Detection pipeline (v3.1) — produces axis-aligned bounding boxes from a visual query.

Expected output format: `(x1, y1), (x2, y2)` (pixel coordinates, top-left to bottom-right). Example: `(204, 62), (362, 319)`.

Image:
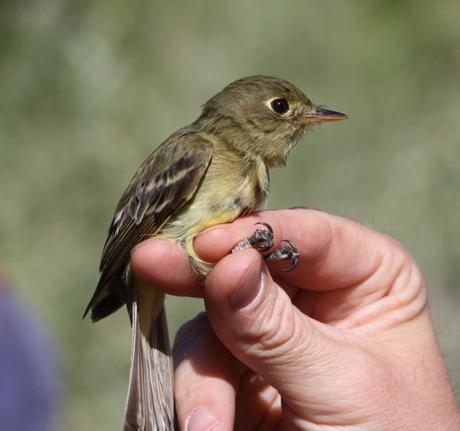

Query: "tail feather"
(83, 271), (126, 321)
(123, 284), (174, 430)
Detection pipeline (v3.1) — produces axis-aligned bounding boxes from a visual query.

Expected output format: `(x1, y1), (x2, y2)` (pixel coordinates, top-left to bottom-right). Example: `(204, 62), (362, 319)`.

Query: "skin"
(131, 209), (460, 431)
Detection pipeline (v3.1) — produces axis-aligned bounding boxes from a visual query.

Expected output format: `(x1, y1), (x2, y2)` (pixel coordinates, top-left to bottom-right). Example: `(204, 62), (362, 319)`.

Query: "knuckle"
(382, 235), (413, 266)
(384, 238), (425, 292)
(245, 293), (303, 358)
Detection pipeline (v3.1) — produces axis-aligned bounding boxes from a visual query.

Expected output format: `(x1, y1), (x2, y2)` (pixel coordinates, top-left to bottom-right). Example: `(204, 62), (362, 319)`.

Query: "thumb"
(203, 249), (357, 417)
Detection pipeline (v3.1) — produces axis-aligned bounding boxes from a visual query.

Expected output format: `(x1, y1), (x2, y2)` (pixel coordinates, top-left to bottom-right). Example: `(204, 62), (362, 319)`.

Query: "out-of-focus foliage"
(1, 1), (459, 429)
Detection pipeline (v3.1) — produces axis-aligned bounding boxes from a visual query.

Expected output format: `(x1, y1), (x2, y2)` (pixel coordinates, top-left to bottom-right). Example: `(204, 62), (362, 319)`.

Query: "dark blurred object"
(0, 277), (59, 431)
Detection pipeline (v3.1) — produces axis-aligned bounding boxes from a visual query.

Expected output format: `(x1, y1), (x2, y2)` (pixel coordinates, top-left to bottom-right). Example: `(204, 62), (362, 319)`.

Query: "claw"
(231, 222), (274, 253)
(248, 222), (274, 252)
(254, 222), (273, 234)
(266, 240), (299, 272)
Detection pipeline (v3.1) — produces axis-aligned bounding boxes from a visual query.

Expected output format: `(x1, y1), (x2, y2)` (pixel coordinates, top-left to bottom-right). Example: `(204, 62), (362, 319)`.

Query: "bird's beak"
(301, 106), (348, 124)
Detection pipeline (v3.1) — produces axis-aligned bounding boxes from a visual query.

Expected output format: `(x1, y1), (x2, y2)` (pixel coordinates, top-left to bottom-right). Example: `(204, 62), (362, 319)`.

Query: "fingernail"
(130, 238), (154, 254)
(196, 225), (225, 238)
(130, 237), (171, 256)
(229, 256), (263, 309)
(186, 407), (219, 431)
(194, 226), (226, 249)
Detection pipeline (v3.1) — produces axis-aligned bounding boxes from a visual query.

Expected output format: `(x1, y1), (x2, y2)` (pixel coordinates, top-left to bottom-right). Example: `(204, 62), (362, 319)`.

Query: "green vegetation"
(1, 1), (459, 429)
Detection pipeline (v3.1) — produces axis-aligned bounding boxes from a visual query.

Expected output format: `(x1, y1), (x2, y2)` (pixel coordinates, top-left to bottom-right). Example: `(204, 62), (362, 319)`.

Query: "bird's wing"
(85, 130), (213, 320)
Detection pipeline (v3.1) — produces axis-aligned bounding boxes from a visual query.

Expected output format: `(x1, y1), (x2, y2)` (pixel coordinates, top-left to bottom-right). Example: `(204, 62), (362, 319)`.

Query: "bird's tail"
(123, 280), (175, 431)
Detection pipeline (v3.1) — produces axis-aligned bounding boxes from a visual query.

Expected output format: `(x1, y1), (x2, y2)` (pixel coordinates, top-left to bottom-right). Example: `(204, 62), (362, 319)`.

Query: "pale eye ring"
(268, 98), (290, 115)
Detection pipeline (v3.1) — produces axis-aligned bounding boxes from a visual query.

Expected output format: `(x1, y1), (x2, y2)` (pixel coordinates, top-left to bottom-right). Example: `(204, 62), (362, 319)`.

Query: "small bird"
(84, 75), (346, 430)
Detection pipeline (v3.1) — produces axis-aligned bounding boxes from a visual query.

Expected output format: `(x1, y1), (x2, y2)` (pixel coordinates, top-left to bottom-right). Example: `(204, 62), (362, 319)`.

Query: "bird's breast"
(159, 153), (269, 276)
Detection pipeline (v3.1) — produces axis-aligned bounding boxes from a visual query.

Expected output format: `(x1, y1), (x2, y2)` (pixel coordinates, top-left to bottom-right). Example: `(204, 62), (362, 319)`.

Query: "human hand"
(131, 209), (460, 430)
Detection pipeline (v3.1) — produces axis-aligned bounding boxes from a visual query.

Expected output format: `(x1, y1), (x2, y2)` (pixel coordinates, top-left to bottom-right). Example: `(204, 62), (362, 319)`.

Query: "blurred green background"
(1, 0), (459, 429)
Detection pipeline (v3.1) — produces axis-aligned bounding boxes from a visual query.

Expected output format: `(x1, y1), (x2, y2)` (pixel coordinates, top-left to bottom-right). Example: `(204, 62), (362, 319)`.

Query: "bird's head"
(197, 75), (347, 167)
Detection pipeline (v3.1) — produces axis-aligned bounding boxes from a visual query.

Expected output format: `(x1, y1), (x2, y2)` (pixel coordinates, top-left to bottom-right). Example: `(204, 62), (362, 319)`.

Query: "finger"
(203, 249), (354, 419)
(173, 313), (241, 430)
(195, 209), (398, 291)
(235, 372), (281, 431)
(130, 237), (203, 297)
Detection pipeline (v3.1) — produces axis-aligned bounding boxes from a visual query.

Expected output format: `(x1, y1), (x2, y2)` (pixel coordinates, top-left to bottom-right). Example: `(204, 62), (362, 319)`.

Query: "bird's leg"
(231, 223), (300, 271)
(265, 240), (299, 272)
(231, 222), (274, 253)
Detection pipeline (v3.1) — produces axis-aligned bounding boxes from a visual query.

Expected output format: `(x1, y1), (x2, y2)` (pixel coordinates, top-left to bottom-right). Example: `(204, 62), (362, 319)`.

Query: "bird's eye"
(270, 98), (290, 115)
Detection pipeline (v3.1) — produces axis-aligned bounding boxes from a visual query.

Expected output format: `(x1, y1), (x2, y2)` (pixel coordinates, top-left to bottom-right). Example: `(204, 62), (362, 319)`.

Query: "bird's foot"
(232, 222), (274, 253)
(265, 240), (299, 272)
(232, 223), (299, 271)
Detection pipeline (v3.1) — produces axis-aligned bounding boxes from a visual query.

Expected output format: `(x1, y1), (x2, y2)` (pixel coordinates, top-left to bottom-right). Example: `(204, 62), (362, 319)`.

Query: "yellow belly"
(159, 154), (268, 276)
